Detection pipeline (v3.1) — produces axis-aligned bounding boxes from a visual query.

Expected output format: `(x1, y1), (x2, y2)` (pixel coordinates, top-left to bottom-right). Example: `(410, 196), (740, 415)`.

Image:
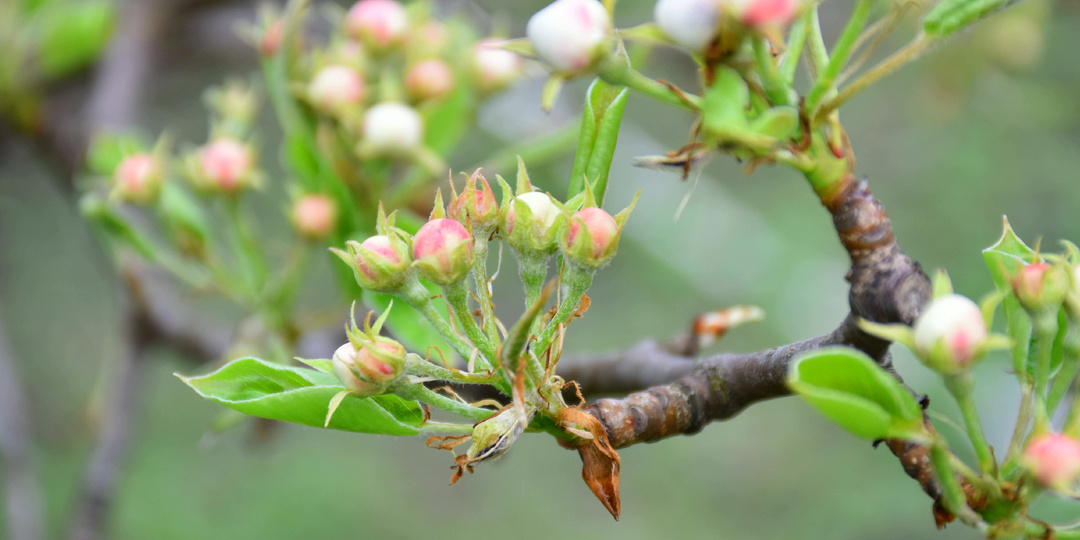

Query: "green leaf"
(983, 217), (1039, 375)
(85, 132), (149, 176)
(569, 78), (627, 203)
(788, 347), (925, 441)
(178, 358), (424, 436)
(35, 0), (114, 78)
(923, 0), (1010, 37)
(158, 181), (213, 249)
(296, 358), (334, 374)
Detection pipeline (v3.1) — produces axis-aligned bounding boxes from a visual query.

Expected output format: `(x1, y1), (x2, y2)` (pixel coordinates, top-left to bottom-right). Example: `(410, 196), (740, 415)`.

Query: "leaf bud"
(112, 153), (163, 204)
(291, 194), (338, 240)
(346, 0), (408, 50)
(1024, 433), (1080, 492)
(526, 0), (613, 75)
(413, 218), (475, 285)
(464, 406), (531, 467)
(912, 294), (989, 374)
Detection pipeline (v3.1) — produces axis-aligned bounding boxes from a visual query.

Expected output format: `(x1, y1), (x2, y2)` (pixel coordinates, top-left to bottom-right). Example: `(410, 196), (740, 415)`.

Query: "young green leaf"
(569, 78), (628, 204)
(177, 358), (424, 436)
(788, 347), (925, 441)
(923, 0), (1010, 38)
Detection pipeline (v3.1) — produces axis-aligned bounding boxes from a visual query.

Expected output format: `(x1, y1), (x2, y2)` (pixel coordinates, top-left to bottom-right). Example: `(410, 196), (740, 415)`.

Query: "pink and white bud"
(504, 191), (563, 256)
(198, 139), (253, 193)
(346, 0), (408, 49)
(449, 175), (499, 230)
(526, 0), (613, 74)
(362, 102), (424, 154)
(472, 40), (523, 93)
(507, 192), (560, 236)
(113, 153), (162, 204)
(291, 194), (337, 239)
(562, 207), (620, 268)
(405, 59), (454, 102)
(260, 20), (284, 57)
(413, 218), (475, 285)
(415, 21), (448, 52)
(737, 0), (801, 28)
(913, 294), (988, 373)
(350, 234), (411, 290)
(308, 65), (365, 114)
(1025, 433), (1080, 491)
(654, 0), (721, 52)
(332, 338), (405, 395)
(1013, 262), (1070, 313)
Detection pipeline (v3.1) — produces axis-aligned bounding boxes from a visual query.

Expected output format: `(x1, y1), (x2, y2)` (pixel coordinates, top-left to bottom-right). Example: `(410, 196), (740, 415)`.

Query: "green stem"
(1048, 326), (1080, 414)
(1064, 386), (1080, 438)
(599, 66), (701, 110)
(393, 382), (494, 422)
(1034, 312), (1058, 404)
(397, 275), (477, 365)
(224, 198), (269, 298)
(779, 17), (807, 86)
(814, 34), (936, 123)
(945, 373), (997, 476)
(419, 421), (476, 434)
(805, 6), (830, 80)
(930, 442), (985, 530)
(753, 38), (790, 106)
(805, 0), (873, 114)
(404, 354), (500, 385)
(1001, 382), (1034, 481)
(533, 266), (593, 357)
(471, 238), (500, 343)
(443, 280), (496, 363)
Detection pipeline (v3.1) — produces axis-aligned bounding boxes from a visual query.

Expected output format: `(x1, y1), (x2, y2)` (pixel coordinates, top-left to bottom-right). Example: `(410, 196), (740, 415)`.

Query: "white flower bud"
(362, 102), (423, 154)
(526, 0), (612, 74)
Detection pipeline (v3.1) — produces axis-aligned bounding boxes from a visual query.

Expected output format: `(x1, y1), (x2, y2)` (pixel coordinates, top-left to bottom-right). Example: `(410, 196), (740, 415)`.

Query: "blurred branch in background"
(0, 315), (44, 540)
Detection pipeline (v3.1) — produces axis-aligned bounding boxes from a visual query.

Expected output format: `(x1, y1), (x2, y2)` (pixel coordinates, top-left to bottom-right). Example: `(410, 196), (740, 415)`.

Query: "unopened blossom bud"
(260, 20), (284, 56)
(413, 21), (448, 55)
(1024, 433), (1080, 492)
(413, 218), (474, 285)
(472, 40), (522, 94)
(526, 0), (613, 74)
(308, 65), (365, 115)
(346, 0), (408, 50)
(912, 294), (988, 373)
(339, 234), (412, 291)
(561, 207), (620, 268)
(738, 0), (801, 28)
(113, 153), (163, 204)
(197, 139), (254, 193)
(405, 59), (454, 102)
(331, 338), (405, 396)
(464, 406), (530, 467)
(362, 102), (424, 155)
(504, 191), (562, 255)
(1013, 262), (1070, 313)
(291, 194), (337, 239)
(449, 174), (499, 231)
(653, 0), (721, 52)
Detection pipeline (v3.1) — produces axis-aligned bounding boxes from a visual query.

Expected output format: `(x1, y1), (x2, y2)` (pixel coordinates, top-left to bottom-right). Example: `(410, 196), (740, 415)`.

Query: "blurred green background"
(2, 1), (1080, 539)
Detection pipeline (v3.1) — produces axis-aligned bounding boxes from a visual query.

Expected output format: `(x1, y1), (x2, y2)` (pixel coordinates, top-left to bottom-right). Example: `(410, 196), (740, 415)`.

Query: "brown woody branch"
(570, 175), (970, 523)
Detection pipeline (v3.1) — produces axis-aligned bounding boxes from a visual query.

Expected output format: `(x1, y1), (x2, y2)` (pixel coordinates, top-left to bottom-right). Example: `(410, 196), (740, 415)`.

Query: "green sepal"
(296, 357), (334, 374)
(857, 319), (916, 349)
(932, 268), (954, 299)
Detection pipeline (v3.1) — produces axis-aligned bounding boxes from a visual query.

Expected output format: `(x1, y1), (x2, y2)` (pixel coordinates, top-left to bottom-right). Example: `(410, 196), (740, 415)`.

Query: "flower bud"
(291, 194), (337, 239)
(449, 172), (499, 232)
(561, 207), (620, 268)
(472, 40), (522, 94)
(112, 153), (163, 204)
(1024, 433), (1080, 492)
(343, 234), (412, 291)
(331, 338), (405, 397)
(308, 65), (365, 115)
(653, 0), (721, 52)
(464, 406), (530, 466)
(526, 0), (613, 74)
(1013, 262), (1070, 313)
(505, 191), (562, 255)
(260, 20), (284, 57)
(405, 59), (454, 102)
(362, 102), (424, 155)
(413, 218), (474, 285)
(738, 0), (801, 28)
(195, 139), (255, 193)
(346, 0), (408, 50)
(912, 294), (988, 373)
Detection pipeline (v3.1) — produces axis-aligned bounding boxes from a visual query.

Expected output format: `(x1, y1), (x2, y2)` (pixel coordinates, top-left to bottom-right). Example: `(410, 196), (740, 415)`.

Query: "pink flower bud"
(562, 207), (620, 268)
(913, 294), (988, 373)
(415, 21), (448, 52)
(198, 139), (253, 193)
(362, 102), (424, 154)
(449, 173), (499, 230)
(291, 194), (337, 239)
(739, 0), (801, 27)
(346, 0), (408, 49)
(308, 65), (365, 114)
(1025, 433), (1080, 491)
(332, 338), (405, 395)
(113, 153), (162, 204)
(1013, 262), (1070, 313)
(413, 218), (475, 285)
(405, 59), (454, 102)
(351, 234), (411, 290)
(260, 20), (284, 57)
(654, 0), (721, 52)
(526, 0), (613, 74)
(472, 40), (523, 93)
